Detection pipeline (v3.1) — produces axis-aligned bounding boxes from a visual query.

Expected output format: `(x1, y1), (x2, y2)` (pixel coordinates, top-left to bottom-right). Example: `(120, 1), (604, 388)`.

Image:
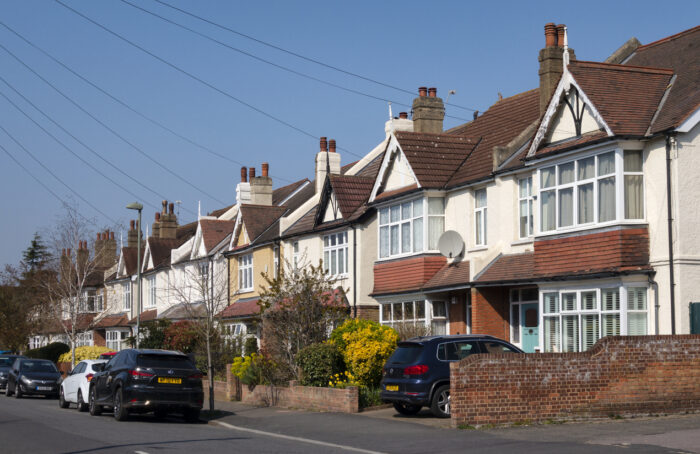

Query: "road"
(1, 393), (699, 453)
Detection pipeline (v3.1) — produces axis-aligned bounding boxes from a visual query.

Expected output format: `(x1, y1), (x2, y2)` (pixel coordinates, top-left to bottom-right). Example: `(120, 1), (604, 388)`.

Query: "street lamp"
(126, 202), (143, 349)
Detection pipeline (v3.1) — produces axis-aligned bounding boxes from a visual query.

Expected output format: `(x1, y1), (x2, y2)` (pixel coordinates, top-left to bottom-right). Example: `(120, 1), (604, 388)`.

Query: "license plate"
(385, 385), (399, 392)
(37, 386), (52, 391)
(158, 377), (181, 384)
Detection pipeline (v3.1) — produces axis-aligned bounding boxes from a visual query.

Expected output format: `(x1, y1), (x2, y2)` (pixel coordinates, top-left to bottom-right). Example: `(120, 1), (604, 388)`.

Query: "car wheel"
(89, 387), (102, 416)
(77, 390), (88, 412)
(5, 383), (12, 397)
(183, 408), (200, 423)
(430, 384), (450, 418)
(59, 388), (69, 408)
(113, 388), (129, 421)
(14, 385), (22, 399)
(393, 402), (422, 415)
(154, 408), (167, 420)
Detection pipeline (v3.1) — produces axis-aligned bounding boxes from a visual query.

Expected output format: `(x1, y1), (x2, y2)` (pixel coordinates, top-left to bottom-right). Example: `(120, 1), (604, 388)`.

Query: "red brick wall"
(373, 255), (446, 295)
(534, 227), (649, 277)
(448, 295), (467, 335)
(471, 288), (509, 341)
(356, 305), (379, 322)
(450, 335), (700, 427)
(93, 329), (106, 347)
(240, 381), (359, 413)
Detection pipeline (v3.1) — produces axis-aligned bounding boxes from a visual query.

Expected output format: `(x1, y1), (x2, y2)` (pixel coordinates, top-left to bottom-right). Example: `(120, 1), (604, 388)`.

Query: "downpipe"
(665, 133), (677, 334)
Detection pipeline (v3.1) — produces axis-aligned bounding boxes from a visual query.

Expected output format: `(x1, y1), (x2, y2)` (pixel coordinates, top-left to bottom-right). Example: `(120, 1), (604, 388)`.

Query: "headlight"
(21, 375), (33, 385)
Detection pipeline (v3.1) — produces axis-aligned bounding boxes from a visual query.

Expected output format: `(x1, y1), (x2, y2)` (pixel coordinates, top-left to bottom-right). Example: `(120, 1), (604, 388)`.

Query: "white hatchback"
(59, 359), (107, 411)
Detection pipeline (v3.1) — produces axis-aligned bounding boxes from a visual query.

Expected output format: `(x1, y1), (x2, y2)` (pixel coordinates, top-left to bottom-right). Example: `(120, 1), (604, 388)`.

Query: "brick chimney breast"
(538, 23), (576, 115)
(412, 86), (445, 133)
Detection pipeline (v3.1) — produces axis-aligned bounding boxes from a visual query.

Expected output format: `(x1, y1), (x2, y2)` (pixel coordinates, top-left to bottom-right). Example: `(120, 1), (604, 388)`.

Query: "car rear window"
(387, 344), (424, 365)
(137, 354), (194, 369)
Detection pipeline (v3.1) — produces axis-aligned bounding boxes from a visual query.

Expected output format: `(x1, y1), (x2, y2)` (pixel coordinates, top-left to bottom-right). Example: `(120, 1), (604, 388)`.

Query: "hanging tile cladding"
(128, 309), (157, 325)
(534, 227), (650, 277)
(199, 219), (235, 252)
(625, 25), (700, 133)
(372, 255), (446, 295)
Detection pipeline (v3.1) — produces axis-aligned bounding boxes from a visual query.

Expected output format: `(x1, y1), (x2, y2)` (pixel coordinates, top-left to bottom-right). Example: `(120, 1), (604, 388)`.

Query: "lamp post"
(126, 202), (143, 348)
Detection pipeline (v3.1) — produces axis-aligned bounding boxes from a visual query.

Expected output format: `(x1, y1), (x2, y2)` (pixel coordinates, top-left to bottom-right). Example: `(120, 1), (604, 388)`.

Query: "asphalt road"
(0, 392), (697, 453)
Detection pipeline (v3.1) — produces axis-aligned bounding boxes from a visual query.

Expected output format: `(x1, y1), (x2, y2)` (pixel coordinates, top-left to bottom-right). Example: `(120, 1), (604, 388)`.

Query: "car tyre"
(430, 384), (450, 418)
(5, 383), (12, 397)
(77, 390), (88, 412)
(113, 387), (129, 421)
(89, 387), (102, 416)
(14, 385), (22, 399)
(154, 408), (167, 420)
(59, 388), (69, 408)
(393, 402), (422, 416)
(183, 408), (200, 423)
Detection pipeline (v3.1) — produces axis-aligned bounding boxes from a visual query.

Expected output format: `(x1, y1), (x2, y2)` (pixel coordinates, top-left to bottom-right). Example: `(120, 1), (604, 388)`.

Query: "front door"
(520, 303), (539, 353)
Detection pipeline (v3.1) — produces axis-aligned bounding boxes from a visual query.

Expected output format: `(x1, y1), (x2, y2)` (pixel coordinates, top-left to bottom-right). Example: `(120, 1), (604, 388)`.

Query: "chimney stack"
(412, 86), (445, 133)
(152, 212), (161, 238)
(236, 166), (252, 205)
(240, 166), (248, 183)
(103, 230), (117, 268)
(127, 219), (141, 248)
(76, 240), (89, 276)
(250, 162), (273, 205)
(315, 137), (341, 193)
(159, 200), (178, 239)
(262, 162), (269, 177)
(538, 22), (576, 115)
(249, 167), (256, 180)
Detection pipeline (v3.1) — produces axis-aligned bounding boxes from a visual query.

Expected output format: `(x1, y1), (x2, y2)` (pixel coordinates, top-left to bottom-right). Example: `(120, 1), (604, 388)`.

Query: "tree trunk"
(207, 335), (214, 411)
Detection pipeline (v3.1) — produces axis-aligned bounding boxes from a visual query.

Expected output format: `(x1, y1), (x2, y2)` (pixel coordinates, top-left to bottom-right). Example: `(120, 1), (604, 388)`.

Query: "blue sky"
(1, 0), (697, 267)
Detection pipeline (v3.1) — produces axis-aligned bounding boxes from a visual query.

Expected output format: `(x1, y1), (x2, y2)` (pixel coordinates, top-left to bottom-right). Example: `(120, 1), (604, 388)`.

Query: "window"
(238, 254), (253, 291)
(106, 330), (128, 351)
(378, 197), (444, 259)
(540, 150), (644, 233)
(146, 276), (156, 308)
(380, 301), (427, 329)
(123, 282), (131, 310)
(199, 262), (209, 278)
(293, 242), (299, 270)
(542, 286), (648, 353)
(273, 246), (280, 278)
(431, 301), (447, 335)
(474, 189), (487, 245)
(518, 177), (534, 238)
(76, 332), (93, 347)
(323, 232), (348, 277)
(223, 323), (246, 347)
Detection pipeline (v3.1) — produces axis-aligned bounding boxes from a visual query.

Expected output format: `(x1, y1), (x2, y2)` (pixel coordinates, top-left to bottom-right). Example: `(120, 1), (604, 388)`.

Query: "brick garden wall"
(450, 335), (700, 427)
(240, 381), (359, 413)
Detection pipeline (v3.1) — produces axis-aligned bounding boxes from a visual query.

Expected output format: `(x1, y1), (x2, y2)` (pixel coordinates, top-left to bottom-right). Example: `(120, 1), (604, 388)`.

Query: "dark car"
(88, 349), (204, 422)
(380, 334), (523, 418)
(0, 355), (26, 389)
(5, 358), (61, 398)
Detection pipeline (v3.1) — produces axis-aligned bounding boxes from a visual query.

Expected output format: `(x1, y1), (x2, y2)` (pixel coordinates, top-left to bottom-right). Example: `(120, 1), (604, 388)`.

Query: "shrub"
(163, 320), (200, 353)
(327, 371), (358, 389)
(58, 345), (113, 364)
(296, 343), (345, 387)
(330, 319), (398, 388)
(25, 342), (70, 363)
(359, 386), (383, 408)
(231, 353), (259, 385)
(138, 319), (172, 349)
(244, 336), (259, 356)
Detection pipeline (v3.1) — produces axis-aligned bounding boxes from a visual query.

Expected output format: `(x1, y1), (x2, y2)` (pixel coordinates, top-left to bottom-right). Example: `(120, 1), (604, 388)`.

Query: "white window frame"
(323, 231), (348, 277)
(146, 276), (156, 308)
(76, 331), (93, 347)
(518, 176), (534, 238)
(378, 298), (448, 335)
(292, 242), (299, 270)
(474, 188), (487, 246)
(122, 282), (131, 311)
(273, 246), (280, 278)
(106, 329), (129, 351)
(238, 254), (254, 292)
(377, 196), (445, 260)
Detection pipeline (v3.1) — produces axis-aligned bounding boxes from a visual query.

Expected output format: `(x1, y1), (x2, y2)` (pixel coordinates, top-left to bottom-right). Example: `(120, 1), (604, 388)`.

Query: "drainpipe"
(648, 274), (660, 335)
(665, 133), (676, 334)
(352, 226), (357, 319)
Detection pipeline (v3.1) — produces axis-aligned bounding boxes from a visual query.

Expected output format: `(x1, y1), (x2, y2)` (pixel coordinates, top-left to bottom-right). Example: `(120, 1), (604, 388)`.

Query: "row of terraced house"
(30, 23), (700, 354)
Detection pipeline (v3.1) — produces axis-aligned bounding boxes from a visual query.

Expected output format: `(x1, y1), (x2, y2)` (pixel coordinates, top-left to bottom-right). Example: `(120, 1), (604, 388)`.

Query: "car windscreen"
(137, 354), (194, 369)
(387, 344), (424, 365)
(0, 357), (15, 367)
(21, 361), (58, 373)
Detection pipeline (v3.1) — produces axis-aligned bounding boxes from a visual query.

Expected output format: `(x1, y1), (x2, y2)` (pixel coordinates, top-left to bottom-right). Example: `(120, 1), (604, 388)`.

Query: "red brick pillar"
(471, 288), (510, 341)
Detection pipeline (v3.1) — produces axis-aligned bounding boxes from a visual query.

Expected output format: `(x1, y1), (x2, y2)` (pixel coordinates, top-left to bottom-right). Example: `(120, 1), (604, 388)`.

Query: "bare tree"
(169, 257), (229, 411)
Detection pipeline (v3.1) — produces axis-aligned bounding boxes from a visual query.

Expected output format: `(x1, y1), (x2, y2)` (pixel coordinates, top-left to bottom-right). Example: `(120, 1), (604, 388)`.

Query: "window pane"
(382, 304), (391, 322)
(543, 293), (559, 314)
(581, 291), (597, 311)
(390, 205), (400, 223)
(602, 313), (620, 336)
(432, 301), (446, 317)
(522, 288), (538, 301)
(401, 202), (411, 220)
(324, 251), (329, 273)
(512, 305), (520, 343)
(428, 198), (445, 215)
(401, 222), (411, 253)
(624, 150), (643, 172)
(390, 225), (399, 255)
(598, 177), (616, 222)
(577, 157), (595, 180)
(562, 292), (576, 311)
(331, 250), (337, 275)
(338, 249), (345, 274)
(413, 199), (423, 217)
(330, 234), (336, 246)
(380, 226), (389, 258)
(628, 313), (647, 335)
(558, 188), (573, 227)
(428, 216), (444, 250)
(582, 314), (599, 351)
(483, 209), (488, 244)
(393, 303), (403, 321)
(519, 177), (531, 198)
(602, 289), (620, 311)
(528, 199), (533, 234)
(544, 317), (560, 352)
(431, 319), (447, 335)
(475, 211), (483, 245)
(598, 152), (615, 175)
(380, 208), (389, 225)
(624, 175), (644, 219)
(404, 302), (414, 321)
(562, 315), (579, 352)
(559, 162), (575, 184)
(541, 167), (555, 188)
(415, 301), (425, 319)
(413, 218), (423, 252)
(627, 287), (647, 310)
(475, 189), (487, 208)
(541, 190), (556, 231)
(578, 183), (594, 224)
(519, 200), (529, 238)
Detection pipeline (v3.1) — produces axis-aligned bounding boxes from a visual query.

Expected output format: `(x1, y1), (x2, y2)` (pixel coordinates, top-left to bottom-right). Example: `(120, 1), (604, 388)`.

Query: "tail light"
(85, 373), (94, 382)
(129, 369), (154, 380)
(188, 372), (203, 379)
(403, 365), (429, 376)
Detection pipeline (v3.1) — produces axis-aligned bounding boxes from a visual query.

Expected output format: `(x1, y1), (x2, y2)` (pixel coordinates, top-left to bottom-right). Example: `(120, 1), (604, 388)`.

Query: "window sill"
(536, 221), (648, 239)
(467, 245), (488, 253)
(376, 250), (442, 262)
(511, 238), (534, 246)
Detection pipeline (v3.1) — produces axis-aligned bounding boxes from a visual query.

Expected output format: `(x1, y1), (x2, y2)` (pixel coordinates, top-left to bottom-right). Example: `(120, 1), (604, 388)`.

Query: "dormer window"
(323, 232), (348, 277)
(378, 197), (444, 259)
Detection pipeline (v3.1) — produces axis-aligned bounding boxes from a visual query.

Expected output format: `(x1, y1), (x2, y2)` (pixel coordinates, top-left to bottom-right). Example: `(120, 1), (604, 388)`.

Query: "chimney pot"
(96, 233), (100, 241)
(418, 86), (427, 97)
(545, 23), (557, 47)
(155, 212), (161, 221)
(130, 219), (135, 230)
(249, 167), (256, 180)
(320, 136), (327, 152)
(110, 232), (114, 240)
(240, 166), (247, 182)
(556, 24), (565, 47)
(399, 112), (408, 119)
(262, 162), (269, 177)
(162, 200), (167, 214)
(67, 248), (71, 256)
(328, 139), (336, 153)
(169, 202), (174, 214)
(428, 87), (437, 98)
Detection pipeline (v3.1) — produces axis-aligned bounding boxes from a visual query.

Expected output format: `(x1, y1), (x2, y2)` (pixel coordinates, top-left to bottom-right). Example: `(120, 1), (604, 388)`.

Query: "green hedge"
(296, 343), (345, 387)
(25, 342), (70, 363)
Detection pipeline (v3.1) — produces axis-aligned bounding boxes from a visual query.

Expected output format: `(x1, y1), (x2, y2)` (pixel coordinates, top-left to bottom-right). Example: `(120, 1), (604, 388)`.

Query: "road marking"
(134, 451), (150, 454)
(212, 421), (386, 454)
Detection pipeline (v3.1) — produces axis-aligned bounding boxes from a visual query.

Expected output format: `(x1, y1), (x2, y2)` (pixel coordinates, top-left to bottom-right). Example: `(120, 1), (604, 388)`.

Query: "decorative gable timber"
(369, 134), (420, 203)
(314, 174), (375, 227)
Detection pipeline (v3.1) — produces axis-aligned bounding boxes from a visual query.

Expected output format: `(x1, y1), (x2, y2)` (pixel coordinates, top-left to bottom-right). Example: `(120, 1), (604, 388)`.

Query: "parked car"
(59, 359), (107, 411)
(98, 352), (117, 360)
(380, 334), (523, 418)
(0, 355), (26, 390)
(5, 358), (62, 398)
(89, 349), (204, 422)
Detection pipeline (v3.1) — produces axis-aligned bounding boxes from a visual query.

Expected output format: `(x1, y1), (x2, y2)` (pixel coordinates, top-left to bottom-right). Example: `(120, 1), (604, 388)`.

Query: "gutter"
(665, 133), (677, 334)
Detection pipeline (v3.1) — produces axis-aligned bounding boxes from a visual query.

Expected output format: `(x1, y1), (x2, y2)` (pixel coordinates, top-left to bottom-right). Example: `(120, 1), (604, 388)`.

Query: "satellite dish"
(438, 230), (464, 259)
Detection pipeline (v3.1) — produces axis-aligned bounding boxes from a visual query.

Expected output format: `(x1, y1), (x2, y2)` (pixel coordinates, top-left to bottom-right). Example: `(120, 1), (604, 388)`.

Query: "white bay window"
(378, 197), (444, 259)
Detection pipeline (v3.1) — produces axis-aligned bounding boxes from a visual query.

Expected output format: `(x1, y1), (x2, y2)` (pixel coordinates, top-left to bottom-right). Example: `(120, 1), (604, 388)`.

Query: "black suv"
(88, 349), (204, 422)
(380, 335), (523, 418)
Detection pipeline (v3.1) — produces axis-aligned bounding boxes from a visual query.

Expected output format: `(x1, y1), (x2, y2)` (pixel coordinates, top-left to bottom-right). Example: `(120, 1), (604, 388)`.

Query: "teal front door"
(521, 303), (539, 353)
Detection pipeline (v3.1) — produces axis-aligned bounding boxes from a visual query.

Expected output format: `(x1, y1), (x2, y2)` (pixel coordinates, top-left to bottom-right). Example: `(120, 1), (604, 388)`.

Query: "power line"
(0, 20), (293, 184)
(0, 42), (225, 208)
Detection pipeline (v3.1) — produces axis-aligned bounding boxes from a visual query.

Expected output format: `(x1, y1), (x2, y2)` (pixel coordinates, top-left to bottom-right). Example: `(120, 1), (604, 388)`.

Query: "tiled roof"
(208, 204), (234, 218)
(372, 255), (446, 296)
(121, 247), (145, 275)
(128, 309), (157, 325)
(199, 219), (235, 252)
(328, 175), (375, 220)
(353, 152), (385, 179)
(95, 313), (130, 329)
(534, 130), (609, 157)
(423, 260), (471, 290)
(474, 253), (535, 283)
(219, 298), (260, 318)
(446, 89), (540, 186)
(626, 25), (700, 133)
(147, 236), (186, 270)
(272, 178), (311, 206)
(393, 132), (480, 188)
(283, 206), (316, 237)
(177, 221), (198, 240)
(239, 205), (288, 243)
(158, 302), (206, 320)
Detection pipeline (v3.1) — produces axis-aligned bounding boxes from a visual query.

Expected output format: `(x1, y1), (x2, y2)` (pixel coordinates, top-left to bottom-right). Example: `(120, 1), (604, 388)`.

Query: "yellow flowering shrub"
(58, 346), (114, 364)
(328, 371), (359, 389)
